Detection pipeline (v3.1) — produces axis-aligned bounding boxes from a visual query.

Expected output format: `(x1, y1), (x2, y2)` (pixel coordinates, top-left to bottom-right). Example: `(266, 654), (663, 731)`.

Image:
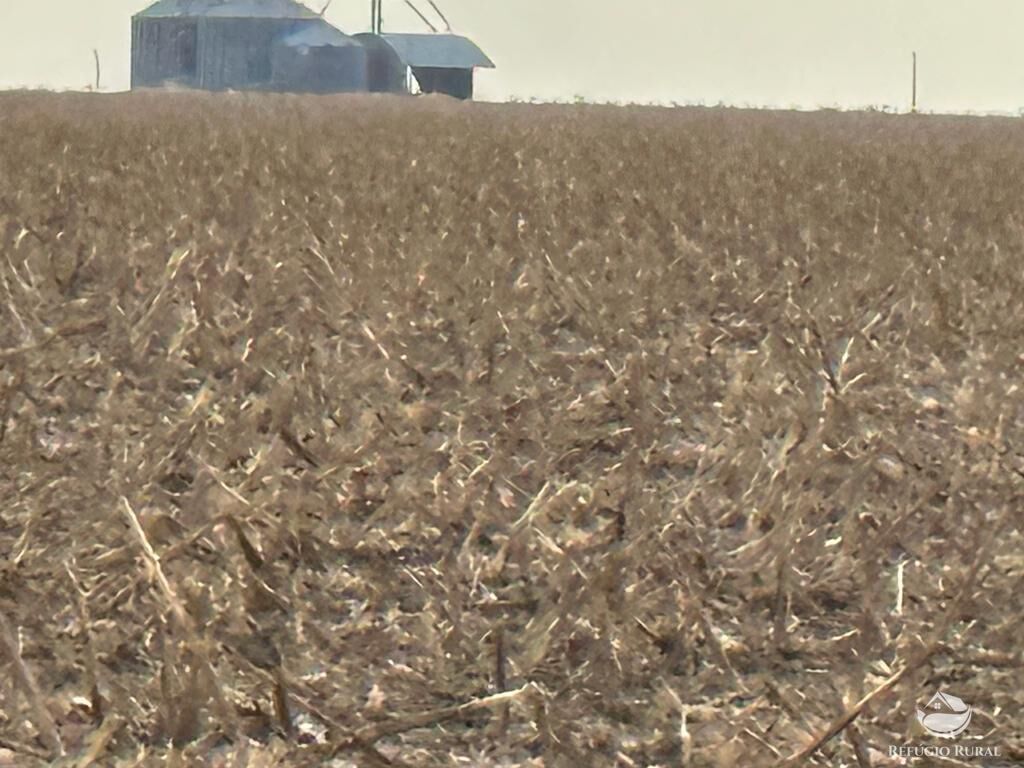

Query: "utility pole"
(911, 52), (918, 113)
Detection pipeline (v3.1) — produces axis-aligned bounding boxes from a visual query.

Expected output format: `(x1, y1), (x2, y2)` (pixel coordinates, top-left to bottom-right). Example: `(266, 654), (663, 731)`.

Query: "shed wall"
(412, 67), (473, 100)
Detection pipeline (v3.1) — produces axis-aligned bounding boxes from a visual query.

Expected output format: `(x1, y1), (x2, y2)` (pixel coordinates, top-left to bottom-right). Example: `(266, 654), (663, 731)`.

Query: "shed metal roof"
(279, 19), (360, 47)
(380, 34), (494, 70)
(136, 0), (319, 19)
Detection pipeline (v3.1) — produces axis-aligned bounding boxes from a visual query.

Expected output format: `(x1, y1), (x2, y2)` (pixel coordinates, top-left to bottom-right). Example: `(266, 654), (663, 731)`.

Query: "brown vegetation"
(0, 91), (1022, 766)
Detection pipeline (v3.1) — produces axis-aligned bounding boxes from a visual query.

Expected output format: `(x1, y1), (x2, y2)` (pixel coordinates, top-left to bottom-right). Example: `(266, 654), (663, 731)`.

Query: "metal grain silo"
(195, 1), (319, 90)
(271, 20), (368, 93)
(132, 0), (349, 92)
(132, 0), (208, 88)
(353, 32), (407, 94)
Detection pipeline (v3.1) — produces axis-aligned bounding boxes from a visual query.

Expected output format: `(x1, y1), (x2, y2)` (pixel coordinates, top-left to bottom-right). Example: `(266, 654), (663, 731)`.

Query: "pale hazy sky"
(2, 1), (1024, 112)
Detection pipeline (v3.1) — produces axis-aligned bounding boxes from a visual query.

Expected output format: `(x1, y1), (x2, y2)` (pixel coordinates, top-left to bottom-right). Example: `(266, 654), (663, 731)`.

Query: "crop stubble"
(0, 91), (1022, 766)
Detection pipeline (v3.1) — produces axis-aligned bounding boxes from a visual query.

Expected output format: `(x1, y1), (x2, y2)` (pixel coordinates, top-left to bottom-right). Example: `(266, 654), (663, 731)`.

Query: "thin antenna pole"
(377, 0), (384, 33)
(404, 0), (438, 32)
(93, 49), (101, 91)
(426, 0), (452, 31)
(911, 51), (917, 113)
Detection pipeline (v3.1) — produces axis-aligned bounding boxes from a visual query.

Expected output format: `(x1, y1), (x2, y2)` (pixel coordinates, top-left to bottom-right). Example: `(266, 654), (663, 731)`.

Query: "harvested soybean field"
(0, 91), (1022, 768)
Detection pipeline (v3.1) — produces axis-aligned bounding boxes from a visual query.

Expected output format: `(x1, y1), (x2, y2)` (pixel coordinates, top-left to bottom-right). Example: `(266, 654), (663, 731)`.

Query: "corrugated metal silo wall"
(131, 18), (140, 88)
(412, 67), (473, 100)
(354, 34), (407, 94)
(197, 17), (308, 91)
(270, 46), (369, 93)
(132, 17), (200, 88)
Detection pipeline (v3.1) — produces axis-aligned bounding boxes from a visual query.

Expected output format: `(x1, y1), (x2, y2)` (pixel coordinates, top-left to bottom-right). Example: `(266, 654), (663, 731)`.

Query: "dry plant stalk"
(777, 514), (1002, 766)
(64, 563), (103, 721)
(332, 683), (540, 755)
(74, 715), (124, 768)
(121, 497), (191, 632)
(0, 610), (63, 758)
(121, 497), (239, 739)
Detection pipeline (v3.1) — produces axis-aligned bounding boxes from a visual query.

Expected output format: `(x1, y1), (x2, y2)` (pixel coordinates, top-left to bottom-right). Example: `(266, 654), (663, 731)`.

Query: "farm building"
(131, 0), (494, 99)
(383, 33), (492, 99)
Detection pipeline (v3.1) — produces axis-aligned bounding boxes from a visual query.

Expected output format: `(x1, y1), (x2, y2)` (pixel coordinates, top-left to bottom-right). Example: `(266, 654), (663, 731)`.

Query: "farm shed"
(378, 33), (495, 100)
(132, 0), (367, 92)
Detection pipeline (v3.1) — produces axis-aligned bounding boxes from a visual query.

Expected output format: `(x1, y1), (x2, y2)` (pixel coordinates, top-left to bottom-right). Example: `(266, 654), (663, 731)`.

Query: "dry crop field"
(0, 91), (1022, 767)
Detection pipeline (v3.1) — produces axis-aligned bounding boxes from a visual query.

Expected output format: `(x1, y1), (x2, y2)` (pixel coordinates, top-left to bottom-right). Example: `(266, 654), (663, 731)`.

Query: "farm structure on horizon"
(130, 0), (495, 99)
